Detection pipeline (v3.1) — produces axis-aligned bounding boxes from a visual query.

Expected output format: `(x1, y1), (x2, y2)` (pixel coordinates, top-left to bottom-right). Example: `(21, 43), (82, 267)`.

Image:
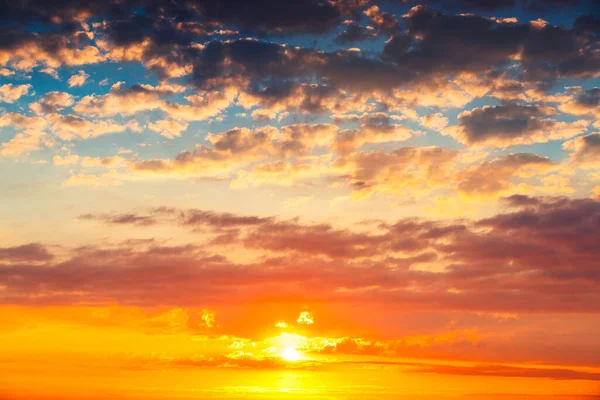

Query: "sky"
(1, 0), (600, 399)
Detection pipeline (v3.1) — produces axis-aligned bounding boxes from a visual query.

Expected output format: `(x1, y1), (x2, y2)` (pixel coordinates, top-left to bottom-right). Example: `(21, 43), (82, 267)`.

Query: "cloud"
(335, 22), (377, 44)
(78, 213), (158, 226)
(559, 87), (600, 120)
(40, 67), (59, 79)
(574, 14), (600, 35)
(0, 83), (30, 103)
(67, 70), (89, 87)
(63, 171), (122, 186)
(0, 29), (105, 71)
(0, 106), (141, 158)
(1, 196), (600, 314)
(456, 153), (556, 196)
(1, 6), (584, 124)
(207, 126), (279, 156)
(563, 133), (600, 169)
(53, 153), (80, 166)
(0, 1), (597, 117)
(0, 243), (53, 263)
(179, 209), (273, 229)
(0, 113), (52, 156)
(171, 352), (294, 369)
(125, 123), (338, 180)
(200, 309), (216, 328)
(147, 119), (189, 139)
(407, 362), (600, 381)
(363, 6), (399, 34)
(80, 207), (273, 232)
(29, 91), (74, 114)
(0, 68), (15, 77)
(333, 146), (457, 198)
(297, 311), (314, 325)
(382, 5), (600, 86)
(237, 83), (365, 118)
(419, 113), (449, 131)
(73, 83), (234, 121)
(80, 155), (126, 168)
(0, 113), (46, 131)
(332, 113), (416, 154)
(73, 83), (167, 117)
(230, 158), (329, 189)
(0, 130), (52, 157)
(46, 113), (141, 140)
(444, 103), (588, 147)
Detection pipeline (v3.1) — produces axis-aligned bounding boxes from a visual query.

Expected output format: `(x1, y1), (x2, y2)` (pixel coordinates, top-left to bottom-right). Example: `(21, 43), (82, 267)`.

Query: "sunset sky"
(1, 0), (600, 399)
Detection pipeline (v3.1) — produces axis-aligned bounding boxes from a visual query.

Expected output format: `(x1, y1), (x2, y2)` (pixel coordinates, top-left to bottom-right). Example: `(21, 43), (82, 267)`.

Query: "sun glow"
(281, 347), (301, 362)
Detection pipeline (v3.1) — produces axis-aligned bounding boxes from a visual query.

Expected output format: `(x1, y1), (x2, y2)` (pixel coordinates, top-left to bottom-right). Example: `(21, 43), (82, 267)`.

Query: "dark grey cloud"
(0, 0), (365, 33)
(574, 14), (600, 35)
(453, 103), (557, 145)
(383, 5), (600, 85)
(421, 0), (596, 12)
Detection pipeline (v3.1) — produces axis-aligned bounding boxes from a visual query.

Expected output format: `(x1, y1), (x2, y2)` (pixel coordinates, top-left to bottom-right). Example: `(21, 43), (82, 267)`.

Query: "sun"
(281, 347), (301, 362)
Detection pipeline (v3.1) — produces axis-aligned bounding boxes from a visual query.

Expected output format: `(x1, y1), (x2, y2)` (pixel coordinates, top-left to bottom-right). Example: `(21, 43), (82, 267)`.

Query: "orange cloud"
(29, 91), (74, 114)
(0, 83), (31, 103)
(67, 70), (89, 87)
(147, 119), (189, 139)
(456, 153), (556, 197)
(563, 133), (600, 169)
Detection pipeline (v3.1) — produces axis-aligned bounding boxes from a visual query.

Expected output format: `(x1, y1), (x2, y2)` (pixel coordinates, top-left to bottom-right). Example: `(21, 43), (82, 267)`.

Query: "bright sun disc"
(281, 347), (301, 362)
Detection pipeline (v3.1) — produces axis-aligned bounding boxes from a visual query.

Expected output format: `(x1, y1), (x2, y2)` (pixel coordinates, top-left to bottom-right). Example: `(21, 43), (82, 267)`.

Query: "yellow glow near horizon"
(281, 347), (301, 362)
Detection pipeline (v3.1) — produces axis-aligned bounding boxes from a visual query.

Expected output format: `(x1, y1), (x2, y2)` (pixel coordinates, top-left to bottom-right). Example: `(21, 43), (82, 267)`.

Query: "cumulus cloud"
(126, 123), (337, 179)
(74, 83), (167, 117)
(363, 6), (399, 34)
(73, 83), (234, 121)
(0, 68), (15, 77)
(388, 6), (599, 84)
(29, 91), (74, 114)
(456, 153), (555, 196)
(47, 114), (141, 140)
(0, 113), (52, 156)
(0, 30), (105, 72)
(420, 113), (449, 131)
(563, 133), (600, 169)
(0, 83), (31, 103)
(332, 113), (416, 154)
(53, 153), (80, 166)
(559, 87), (600, 120)
(333, 146), (457, 198)
(444, 103), (588, 147)
(0, 130), (52, 157)
(40, 68), (59, 79)
(67, 70), (89, 87)
(148, 119), (189, 139)
(237, 83), (366, 118)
